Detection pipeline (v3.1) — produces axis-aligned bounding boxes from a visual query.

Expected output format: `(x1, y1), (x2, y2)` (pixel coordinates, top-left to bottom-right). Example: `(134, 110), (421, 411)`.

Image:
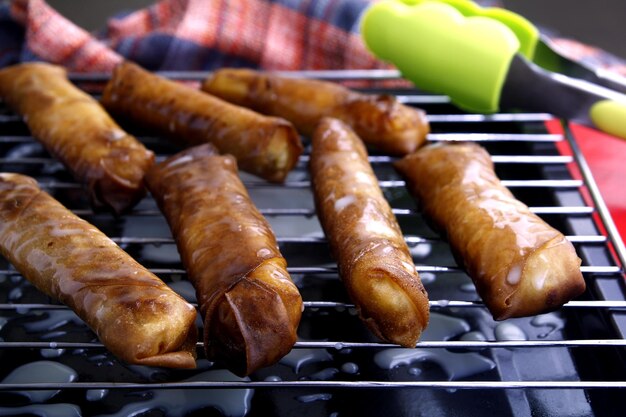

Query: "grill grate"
(0, 70), (625, 417)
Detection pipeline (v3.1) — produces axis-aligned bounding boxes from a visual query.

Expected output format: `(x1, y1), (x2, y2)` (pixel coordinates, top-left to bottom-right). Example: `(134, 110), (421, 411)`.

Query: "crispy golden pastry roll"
(101, 61), (302, 183)
(309, 118), (429, 347)
(145, 143), (303, 376)
(0, 62), (154, 214)
(0, 173), (197, 368)
(202, 68), (430, 155)
(395, 142), (586, 320)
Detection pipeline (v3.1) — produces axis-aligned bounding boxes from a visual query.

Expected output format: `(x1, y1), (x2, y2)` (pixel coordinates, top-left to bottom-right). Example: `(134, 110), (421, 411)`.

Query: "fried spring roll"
(0, 63), (154, 214)
(310, 118), (429, 347)
(145, 143), (303, 376)
(395, 143), (586, 320)
(202, 68), (430, 155)
(0, 173), (197, 368)
(101, 62), (303, 183)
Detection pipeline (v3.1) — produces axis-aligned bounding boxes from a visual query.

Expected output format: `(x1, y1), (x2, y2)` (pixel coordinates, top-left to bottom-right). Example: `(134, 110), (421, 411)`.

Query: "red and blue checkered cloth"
(0, 0), (390, 72)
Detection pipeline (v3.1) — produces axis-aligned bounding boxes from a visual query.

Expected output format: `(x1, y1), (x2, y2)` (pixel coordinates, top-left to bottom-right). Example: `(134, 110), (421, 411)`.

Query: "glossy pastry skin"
(145, 143), (303, 376)
(395, 143), (586, 320)
(0, 173), (198, 368)
(202, 68), (430, 155)
(310, 118), (429, 347)
(0, 63), (154, 214)
(101, 62), (303, 183)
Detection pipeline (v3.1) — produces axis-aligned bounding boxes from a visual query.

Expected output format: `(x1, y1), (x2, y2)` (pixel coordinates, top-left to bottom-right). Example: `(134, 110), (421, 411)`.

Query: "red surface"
(547, 119), (626, 242)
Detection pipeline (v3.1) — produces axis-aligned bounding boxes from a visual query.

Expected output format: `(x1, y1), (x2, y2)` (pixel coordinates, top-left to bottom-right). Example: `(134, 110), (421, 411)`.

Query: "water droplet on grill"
(530, 312), (565, 339)
(296, 393), (332, 403)
(341, 362), (359, 374)
(494, 322), (528, 341)
(86, 388), (109, 401)
(1, 361), (77, 403)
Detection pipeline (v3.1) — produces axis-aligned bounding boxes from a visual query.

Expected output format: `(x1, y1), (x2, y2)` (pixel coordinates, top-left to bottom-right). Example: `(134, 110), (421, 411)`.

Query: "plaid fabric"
(1, 0), (389, 72)
(5, 0), (122, 71)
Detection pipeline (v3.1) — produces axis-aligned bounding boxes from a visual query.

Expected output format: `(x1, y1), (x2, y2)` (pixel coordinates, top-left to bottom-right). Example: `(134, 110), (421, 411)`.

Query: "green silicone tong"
(361, 0), (626, 140)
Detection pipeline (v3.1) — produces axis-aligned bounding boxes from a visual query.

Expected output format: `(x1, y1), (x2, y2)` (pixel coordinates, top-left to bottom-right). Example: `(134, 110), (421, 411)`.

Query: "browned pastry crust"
(309, 118), (429, 347)
(0, 62), (154, 214)
(395, 142), (586, 320)
(101, 61), (303, 183)
(0, 173), (198, 368)
(145, 143), (303, 376)
(202, 68), (430, 155)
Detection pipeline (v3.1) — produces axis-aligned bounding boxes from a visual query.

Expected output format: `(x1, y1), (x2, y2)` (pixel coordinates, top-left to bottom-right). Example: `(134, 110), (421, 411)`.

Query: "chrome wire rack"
(0, 70), (625, 417)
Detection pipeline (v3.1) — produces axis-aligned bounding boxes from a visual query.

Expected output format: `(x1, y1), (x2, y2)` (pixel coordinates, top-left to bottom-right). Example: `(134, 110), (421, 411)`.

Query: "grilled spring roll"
(202, 68), (430, 155)
(310, 118), (429, 347)
(0, 173), (198, 368)
(145, 143), (303, 376)
(101, 61), (303, 183)
(0, 62), (154, 214)
(395, 142), (586, 320)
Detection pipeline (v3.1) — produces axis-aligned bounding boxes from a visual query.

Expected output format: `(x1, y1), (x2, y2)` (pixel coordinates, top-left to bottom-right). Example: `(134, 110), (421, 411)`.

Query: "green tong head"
(361, 0), (626, 140)
(399, 0), (539, 59)
(361, 1), (520, 113)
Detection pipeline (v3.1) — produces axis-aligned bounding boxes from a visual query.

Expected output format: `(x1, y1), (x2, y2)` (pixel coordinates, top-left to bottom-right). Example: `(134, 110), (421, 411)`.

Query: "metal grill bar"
(396, 95), (451, 104)
(0, 265), (619, 276)
(305, 300), (626, 309)
(2, 300), (625, 311)
(89, 234), (604, 245)
(0, 380), (624, 391)
(426, 133), (562, 142)
(64, 206), (593, 217)
(0, 154), (575, 166)
(248, 179), (584, 188)
(31, 179), (584, 191)
(297, 154), (573, 164)
(0, 112), (556, 124)
(0, 132), (564, 144)
(427, 113), (554, 123)
(68, 69), (406, 82)
(1, 339), (626, 351)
